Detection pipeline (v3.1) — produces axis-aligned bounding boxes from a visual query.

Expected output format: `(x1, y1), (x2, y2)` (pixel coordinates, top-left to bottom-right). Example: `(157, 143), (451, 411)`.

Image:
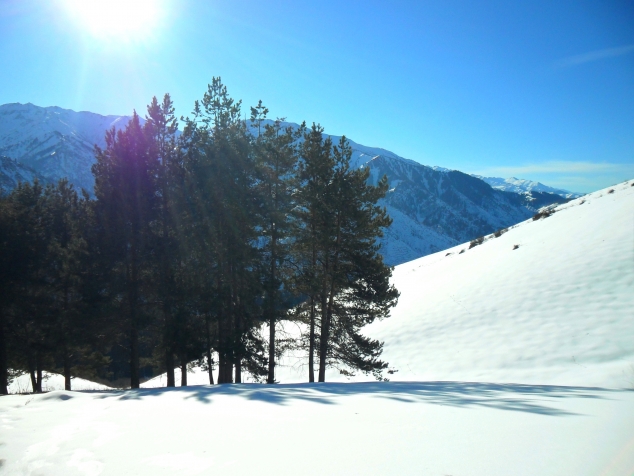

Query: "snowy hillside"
(1, 381), (633, 476)
(7, 372), (111, 394)
(364, 179), (634, 388)
(474, 174), (583, 199)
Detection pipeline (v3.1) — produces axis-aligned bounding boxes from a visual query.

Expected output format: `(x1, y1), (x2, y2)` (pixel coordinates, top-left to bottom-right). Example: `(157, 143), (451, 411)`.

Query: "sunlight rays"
(62, 0), (166, 43)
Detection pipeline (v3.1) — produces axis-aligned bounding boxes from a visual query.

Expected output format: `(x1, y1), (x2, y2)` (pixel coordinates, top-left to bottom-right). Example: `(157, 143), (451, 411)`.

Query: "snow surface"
(1, 383), (633, 475)
(1, 181), (633, 475)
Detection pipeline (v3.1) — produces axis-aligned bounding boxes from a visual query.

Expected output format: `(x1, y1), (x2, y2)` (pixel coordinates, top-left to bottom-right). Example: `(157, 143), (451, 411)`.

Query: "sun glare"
(63, 0), (164, 42)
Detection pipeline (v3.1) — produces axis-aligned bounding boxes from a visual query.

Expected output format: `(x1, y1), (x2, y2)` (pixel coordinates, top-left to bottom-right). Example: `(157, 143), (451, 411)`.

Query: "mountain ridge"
(0, 102), (568, 265)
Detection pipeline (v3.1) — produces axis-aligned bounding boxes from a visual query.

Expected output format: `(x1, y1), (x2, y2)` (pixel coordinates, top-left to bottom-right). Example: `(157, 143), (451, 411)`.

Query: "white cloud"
(555, 45), (634, 68)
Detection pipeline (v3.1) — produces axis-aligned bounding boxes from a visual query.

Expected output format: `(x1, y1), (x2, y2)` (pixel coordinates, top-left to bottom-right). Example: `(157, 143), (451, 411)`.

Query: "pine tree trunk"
(161, 194), (175, 389)
(130, 323), (139, 389)
(218, 353), (233, 383)
(267, 228), (277, 384)
(180, 356), (187, 386)
(35, 350), (43, 393)
(235, 361), (242, 383)
(308, 296), (315, 383)
(206, 319), (214, 385)
(166, 350), (175, 387)
(63, 288), (71, 391)
(129, 248), (140, 389)
(268, 316), (275, 384)
(0, 310), (7, 394)
(318, 287), (329, 383)
(318, 212), (342, 383)
(63, 352), (71, 391)
(206, 349), (214, 385)
(308, 211), (317, 383)
(28, 353), (36, 393)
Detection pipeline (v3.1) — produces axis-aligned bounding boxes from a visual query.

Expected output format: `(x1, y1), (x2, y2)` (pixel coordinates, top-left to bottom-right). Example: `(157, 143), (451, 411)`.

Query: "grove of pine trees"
(0, 78), (398, 394)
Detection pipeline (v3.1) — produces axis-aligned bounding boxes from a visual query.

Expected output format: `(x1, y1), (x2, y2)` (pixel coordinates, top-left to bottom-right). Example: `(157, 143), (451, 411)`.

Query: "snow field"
(1, 382), (633, 476)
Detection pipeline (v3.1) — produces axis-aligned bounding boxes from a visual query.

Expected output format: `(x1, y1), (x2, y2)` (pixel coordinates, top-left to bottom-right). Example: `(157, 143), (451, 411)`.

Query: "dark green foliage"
(251, 106), (303, 384)
(92, 112), (158, 389)
(2, 78), (399, 391)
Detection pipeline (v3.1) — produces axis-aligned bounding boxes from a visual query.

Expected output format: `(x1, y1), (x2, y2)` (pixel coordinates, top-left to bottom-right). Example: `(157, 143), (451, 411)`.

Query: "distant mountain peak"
(472, 174), (583, 199)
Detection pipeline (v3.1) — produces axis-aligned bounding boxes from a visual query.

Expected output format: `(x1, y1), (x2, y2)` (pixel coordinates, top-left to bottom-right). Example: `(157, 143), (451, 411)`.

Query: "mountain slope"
(273, 123), (568, 264)
(359, 154), (566, 263)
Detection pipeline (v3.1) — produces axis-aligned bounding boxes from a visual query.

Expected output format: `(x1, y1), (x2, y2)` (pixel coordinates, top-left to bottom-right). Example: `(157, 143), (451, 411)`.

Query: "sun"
(63, 0), (164, 42)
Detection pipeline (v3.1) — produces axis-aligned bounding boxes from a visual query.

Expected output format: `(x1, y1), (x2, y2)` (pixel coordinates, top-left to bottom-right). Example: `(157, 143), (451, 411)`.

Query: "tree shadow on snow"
(86, 380), (630, 416)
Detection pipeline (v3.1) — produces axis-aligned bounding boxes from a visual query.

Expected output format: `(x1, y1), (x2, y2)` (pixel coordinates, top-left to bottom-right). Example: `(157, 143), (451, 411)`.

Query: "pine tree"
(181, 78), (265, 383)
(41, 179), (93, 391)
(3, 180), (51, 392)
(295, 124), (335, 382)
(92, 113), (158, 389)
(145, 94), (182, 387)
(251, 104), (303, 384)
(296, 131), (399, 382)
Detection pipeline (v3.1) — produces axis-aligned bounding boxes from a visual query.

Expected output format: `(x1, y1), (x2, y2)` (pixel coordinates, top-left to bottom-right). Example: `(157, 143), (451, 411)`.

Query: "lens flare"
(63, 0), (164, 42)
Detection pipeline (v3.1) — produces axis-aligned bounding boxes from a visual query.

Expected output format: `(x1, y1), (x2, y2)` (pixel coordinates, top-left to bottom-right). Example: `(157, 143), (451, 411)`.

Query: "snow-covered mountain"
(0, 103), (132, 191)
(0, 103), (567, 265)
(473, 174), (583, 199)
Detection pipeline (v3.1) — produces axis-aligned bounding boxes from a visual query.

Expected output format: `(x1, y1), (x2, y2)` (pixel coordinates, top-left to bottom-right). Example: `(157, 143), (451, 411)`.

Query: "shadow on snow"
(72, 380), (631, 416)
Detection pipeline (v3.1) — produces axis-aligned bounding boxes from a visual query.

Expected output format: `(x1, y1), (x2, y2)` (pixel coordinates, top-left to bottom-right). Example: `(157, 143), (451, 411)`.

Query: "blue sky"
(1, 0), (633, 192)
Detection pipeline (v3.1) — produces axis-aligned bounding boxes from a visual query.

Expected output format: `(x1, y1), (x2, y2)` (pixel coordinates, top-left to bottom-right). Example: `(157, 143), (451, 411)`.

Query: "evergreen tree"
(145, 94), (182, 387)
(41, 179), (93, 390)
(295, 124), (335, 382)
(182, 78), (265, 383)
(297, 130), (399, 382)
(3, 180), (51, 392)
(250, 104), (303, 384)
(92, 113), (158, 389)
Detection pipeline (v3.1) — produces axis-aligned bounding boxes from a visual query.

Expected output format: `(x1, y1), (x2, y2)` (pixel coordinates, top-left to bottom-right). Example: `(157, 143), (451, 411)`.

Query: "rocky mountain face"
(0, 103), (567, 265)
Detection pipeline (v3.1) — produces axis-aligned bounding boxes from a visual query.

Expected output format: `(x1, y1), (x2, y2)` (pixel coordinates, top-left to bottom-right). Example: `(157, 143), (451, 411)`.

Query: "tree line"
(0, 78), (398, 394)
